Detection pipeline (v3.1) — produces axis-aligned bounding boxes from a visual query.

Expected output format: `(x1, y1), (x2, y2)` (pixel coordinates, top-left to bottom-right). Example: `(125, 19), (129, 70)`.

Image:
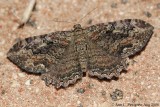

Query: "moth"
(7, 19), (154, 88)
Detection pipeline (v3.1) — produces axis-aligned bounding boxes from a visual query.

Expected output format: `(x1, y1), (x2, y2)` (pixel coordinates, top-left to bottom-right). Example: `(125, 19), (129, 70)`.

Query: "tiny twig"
(18, 0), (36, 28)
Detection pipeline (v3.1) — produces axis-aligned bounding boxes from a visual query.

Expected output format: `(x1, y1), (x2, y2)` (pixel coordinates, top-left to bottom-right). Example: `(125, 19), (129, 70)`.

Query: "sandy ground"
(0, 0), (160, 107)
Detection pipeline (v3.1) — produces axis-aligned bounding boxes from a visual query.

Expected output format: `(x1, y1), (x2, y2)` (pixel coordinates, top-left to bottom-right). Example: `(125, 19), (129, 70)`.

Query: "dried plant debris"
(7, 19), (154, 88)
(110, 89), (123, 101)
(18, 0), (36, 28)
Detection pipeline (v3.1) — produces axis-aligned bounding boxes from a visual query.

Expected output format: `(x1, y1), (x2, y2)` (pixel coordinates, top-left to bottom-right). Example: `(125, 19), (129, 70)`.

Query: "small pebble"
(18, 73), (25, 77)
(77, 88), (85, 94)
(144, 11), (152, 18)
(87, 83), (94, 88)
(1, 90), (6, 95)
(25, 79), (33, 86)
(110, 89), (123, 101)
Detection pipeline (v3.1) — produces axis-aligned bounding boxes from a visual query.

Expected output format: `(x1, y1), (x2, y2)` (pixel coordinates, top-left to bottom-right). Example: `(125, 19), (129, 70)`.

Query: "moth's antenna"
(51, 7), (98, 25)
(51, 19), (73, 24)
(77, 7), (98, 24)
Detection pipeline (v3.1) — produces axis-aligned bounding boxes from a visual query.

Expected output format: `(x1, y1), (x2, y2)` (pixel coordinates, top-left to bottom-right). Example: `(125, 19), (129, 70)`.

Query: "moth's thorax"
(74, 33), (88, 52)
(73, 24), (88, 72)
(73, 24), (88, 51)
